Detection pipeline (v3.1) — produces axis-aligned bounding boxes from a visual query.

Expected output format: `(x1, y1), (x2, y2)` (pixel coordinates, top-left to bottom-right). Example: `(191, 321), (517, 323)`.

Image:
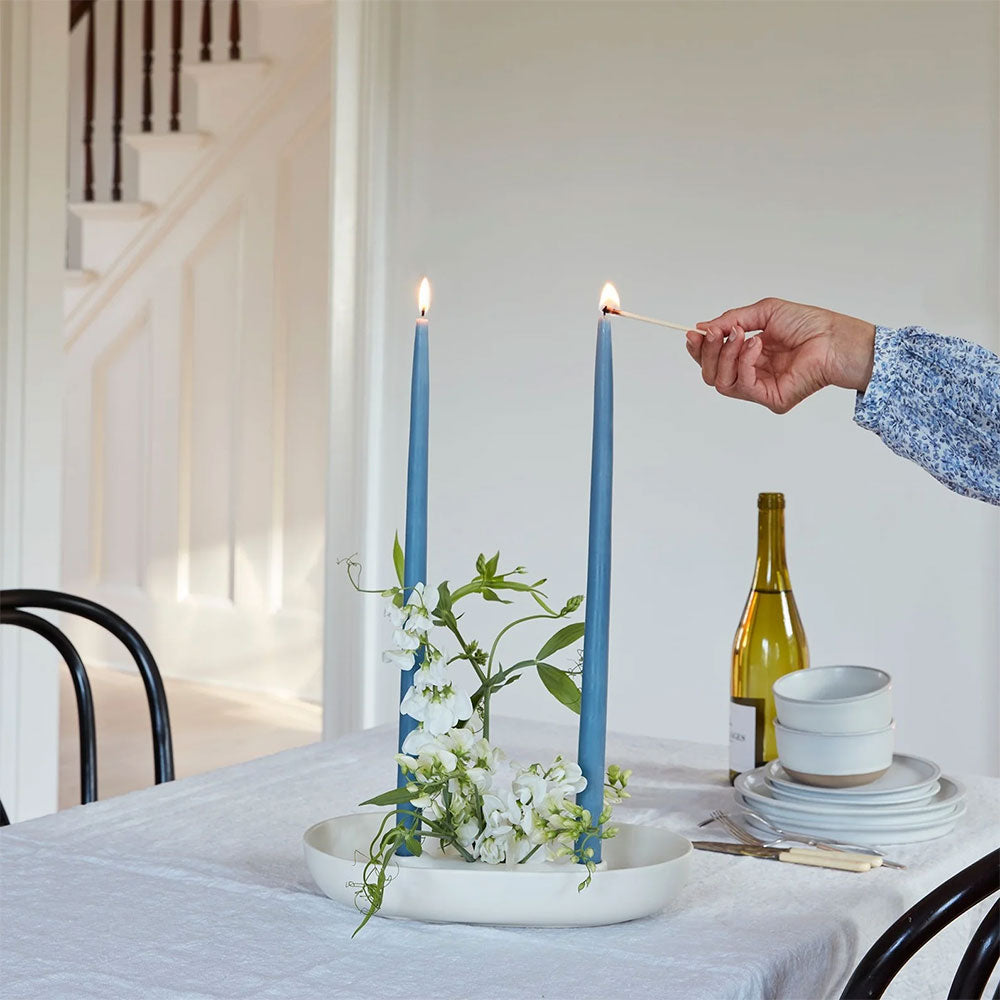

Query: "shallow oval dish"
(773, 665), (891, 734)
(304, 813), (692, 927)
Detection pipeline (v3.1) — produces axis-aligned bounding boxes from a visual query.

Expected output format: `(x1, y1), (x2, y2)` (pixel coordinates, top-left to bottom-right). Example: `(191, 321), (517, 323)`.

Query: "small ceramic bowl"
(774, 720), (895, 787)
(772, 665), (891, 734)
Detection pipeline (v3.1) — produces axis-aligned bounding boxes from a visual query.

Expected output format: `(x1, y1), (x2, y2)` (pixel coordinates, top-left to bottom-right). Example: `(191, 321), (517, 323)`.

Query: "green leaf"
(476, 553), (487, 575)
(393, 533), (405, 587)
(536, 663), (581, 714)
(359, 787), (416, 807)
(481, 588), (512, 604)
(485, 551), (499, 577)
(435, 580), (452, 614)
(536, 621), (586, 662)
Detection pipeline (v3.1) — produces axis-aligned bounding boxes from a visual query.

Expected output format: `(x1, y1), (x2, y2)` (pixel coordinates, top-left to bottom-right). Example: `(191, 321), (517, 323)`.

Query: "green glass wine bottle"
(729, 493), (809, 784)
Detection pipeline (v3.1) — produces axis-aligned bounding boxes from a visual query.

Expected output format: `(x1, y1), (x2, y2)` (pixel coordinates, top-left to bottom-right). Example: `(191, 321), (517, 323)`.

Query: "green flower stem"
(482, 612), (559, 739)
(442, 620), (488, 686)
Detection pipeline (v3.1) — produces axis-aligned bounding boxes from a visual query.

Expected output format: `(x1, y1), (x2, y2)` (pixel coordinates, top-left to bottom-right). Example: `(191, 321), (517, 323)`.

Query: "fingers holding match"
(700, 329), (724, 385)
(715, 324), (745, 393)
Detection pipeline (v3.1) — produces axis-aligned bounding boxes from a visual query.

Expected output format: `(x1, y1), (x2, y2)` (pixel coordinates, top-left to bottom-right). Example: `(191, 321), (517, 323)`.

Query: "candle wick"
(420, 309), (426, 317)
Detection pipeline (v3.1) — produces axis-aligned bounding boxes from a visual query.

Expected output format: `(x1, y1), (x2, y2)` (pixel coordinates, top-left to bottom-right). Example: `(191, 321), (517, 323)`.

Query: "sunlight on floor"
(59, 666), (321, 809)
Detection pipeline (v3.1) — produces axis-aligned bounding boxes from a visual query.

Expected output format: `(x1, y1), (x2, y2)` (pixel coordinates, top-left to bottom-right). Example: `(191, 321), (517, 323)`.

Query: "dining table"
(2, 717), (997, 1000)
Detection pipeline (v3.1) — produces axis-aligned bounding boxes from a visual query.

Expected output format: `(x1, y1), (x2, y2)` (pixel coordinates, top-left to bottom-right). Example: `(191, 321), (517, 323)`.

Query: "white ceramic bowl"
(774, 720), (895, 787)
(304, 813), (692, 927)
(772, 665), (891, 734)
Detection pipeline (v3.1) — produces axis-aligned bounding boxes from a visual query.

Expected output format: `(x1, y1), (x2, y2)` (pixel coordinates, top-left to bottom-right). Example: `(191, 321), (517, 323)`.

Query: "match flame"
(599, 282), (620, 313)
(418, 277), (431, 316)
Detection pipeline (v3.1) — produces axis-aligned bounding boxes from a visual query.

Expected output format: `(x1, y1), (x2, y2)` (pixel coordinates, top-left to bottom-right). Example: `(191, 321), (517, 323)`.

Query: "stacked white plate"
(734, 754), (967, 845)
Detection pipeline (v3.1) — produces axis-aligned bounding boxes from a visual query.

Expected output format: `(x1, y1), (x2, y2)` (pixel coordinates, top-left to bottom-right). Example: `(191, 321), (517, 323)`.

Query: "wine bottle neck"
(752, 508), (792, 592)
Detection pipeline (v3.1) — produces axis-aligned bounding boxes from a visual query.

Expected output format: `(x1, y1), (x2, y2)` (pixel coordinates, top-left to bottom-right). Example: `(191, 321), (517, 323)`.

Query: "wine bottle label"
(730, 697), (765, 776)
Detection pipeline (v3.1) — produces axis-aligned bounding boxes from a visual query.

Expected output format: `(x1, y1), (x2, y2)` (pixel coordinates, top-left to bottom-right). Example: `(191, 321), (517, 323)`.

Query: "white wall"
(352, 1), (999, 776)
(1, 0), (69, 820)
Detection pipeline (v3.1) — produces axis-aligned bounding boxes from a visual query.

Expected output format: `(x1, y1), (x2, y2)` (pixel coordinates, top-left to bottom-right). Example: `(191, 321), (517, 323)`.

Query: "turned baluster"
(111, 0), (124, 201)
(141, 0), (154, 132)
(170, 0), (182, 132)
(82, 3), (95, 201)
(229, 0), (241, 61)
(200, 0), (212, 62)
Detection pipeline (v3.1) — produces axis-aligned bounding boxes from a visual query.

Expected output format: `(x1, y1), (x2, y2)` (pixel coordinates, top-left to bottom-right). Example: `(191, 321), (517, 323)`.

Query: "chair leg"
(949, 899), (1000, 1000)
(2, 609), (99, 804)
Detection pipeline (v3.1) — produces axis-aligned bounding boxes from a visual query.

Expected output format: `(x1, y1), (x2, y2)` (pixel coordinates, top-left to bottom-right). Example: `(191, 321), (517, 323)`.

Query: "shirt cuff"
(854, 326), (903, 432)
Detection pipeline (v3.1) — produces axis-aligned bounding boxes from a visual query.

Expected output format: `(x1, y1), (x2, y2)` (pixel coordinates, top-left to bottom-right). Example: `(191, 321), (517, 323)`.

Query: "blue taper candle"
(397, 278), (431, 812)
(576, 282), (616, 864)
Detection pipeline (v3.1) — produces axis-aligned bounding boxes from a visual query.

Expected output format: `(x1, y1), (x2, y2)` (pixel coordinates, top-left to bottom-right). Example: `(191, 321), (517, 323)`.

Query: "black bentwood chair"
(841, 848), (1000, 1000)
(0, 589), (174, 825)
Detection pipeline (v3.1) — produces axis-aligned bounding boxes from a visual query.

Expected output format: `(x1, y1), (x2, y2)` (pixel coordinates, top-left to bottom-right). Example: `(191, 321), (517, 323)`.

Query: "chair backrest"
(841, 848), (1000, 999)
(0, 589), (174, 825)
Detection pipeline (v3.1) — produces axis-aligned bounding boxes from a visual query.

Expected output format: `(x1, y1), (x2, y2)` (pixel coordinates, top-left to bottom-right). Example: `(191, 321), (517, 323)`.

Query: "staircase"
(65, 0), (328, 325)
(61, 0), (332, 705)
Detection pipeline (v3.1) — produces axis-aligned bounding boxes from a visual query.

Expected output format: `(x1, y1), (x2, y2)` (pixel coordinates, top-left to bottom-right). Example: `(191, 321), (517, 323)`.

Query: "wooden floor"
(59, 666), (321, 809)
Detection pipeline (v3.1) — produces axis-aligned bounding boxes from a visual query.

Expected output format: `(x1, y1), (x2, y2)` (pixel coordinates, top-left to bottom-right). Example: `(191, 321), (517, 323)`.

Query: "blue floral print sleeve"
(853, 326), (1000, 506)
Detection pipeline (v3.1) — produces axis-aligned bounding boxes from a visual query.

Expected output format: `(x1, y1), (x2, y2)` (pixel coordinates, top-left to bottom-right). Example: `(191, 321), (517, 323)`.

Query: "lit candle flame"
(599, 282), (620, 313)
(418, 277), (431, 316)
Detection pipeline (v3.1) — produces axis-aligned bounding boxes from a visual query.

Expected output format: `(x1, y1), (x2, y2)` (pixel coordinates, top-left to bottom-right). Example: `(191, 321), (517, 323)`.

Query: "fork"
(706, 810), (906, 870)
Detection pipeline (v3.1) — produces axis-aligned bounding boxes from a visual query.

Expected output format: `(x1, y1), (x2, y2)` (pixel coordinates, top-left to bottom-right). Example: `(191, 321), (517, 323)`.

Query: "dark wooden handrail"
(69, 0), (94, 31)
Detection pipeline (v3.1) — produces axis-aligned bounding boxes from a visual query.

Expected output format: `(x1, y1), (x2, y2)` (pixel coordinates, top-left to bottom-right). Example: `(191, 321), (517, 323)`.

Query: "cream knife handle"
(786, 847), (883, 868)
(777, 850), (871, 872)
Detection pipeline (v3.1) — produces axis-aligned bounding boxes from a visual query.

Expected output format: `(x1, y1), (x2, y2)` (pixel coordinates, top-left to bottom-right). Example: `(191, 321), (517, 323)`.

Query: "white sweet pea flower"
(384, 600), (409, 629)
(405, 607), (433, 635)
(411, 655), (451, 690)
(404, 583), (426, 606)
(393, 627), (420, 651)
(400, 681), (473, 735)
(477, 834), (507, 865)
(455, 818), (480, 853)
(383, 648), (415, 670)
(401, 727), (436, 756)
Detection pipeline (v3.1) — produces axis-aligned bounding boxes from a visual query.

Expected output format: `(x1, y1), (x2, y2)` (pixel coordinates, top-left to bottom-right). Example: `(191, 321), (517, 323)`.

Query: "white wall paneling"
(345, 1), (999, 774)
(0, 0), (69, 821)
(62, 6), (332, 704)
(322, 0), (397, 738)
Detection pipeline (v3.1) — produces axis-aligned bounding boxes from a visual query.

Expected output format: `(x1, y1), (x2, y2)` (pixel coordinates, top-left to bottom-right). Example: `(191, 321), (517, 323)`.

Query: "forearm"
(853, 327), (1000, 505)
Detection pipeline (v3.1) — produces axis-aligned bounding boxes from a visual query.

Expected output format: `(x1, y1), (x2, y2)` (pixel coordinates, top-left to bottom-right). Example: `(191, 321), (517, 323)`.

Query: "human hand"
(685, 298), (876, 413)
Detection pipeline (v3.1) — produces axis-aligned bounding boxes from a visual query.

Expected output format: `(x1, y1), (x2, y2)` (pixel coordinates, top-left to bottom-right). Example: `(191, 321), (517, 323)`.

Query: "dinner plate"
(765, 755), (940, 801)
(741, 802), (966, 846)
(770, 777), (940, 807)
(736, 771), (964, 822)
(734, 792), (965, 834)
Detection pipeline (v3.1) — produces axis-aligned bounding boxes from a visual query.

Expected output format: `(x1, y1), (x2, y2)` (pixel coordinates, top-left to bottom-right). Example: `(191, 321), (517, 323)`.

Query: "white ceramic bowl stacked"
(731, 666), (966, 845)
(772, 665), (895, 787)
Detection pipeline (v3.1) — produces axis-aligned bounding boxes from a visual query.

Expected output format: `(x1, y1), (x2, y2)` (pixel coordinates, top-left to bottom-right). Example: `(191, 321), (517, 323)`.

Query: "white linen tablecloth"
(1, 718), (997, 1000)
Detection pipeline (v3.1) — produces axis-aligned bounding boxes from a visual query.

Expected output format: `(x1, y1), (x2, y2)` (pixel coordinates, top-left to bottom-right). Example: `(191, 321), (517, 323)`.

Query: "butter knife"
(693, 840), (872, 872)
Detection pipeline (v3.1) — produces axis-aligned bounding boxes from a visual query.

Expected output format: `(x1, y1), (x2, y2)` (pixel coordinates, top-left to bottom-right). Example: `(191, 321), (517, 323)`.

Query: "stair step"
(68, 202), (155, 273)
(182, 59), (270, 134)
(63, 269), (99, 319)
(68, 201), (154, 222)
(64, 268), (99, 288)
(125, 132), (213, 205)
